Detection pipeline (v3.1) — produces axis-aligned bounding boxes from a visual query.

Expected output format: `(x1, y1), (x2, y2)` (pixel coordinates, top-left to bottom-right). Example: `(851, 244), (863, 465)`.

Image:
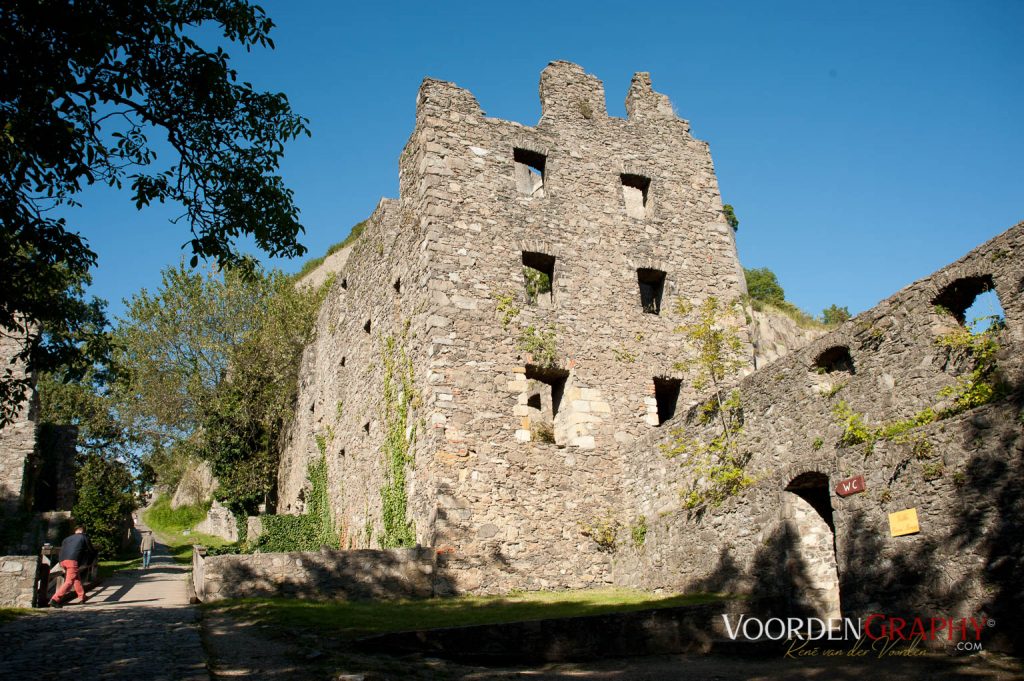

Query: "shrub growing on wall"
(252, 448), (338, 552)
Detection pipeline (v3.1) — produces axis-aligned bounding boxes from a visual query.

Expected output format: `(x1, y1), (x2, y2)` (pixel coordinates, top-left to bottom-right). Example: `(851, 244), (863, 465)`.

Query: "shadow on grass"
(204, 588), (733, 641)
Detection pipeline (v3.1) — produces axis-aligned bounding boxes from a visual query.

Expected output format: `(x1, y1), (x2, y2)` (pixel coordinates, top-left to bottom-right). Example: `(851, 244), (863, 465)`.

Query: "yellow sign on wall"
(889, 508), (920, 537)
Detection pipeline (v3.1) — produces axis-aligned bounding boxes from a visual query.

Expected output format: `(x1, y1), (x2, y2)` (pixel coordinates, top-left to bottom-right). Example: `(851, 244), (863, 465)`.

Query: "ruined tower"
(277, 62), (749, 592)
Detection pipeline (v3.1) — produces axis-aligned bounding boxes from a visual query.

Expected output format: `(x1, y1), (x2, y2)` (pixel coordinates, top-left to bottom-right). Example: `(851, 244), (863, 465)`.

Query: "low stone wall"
(0, 555), (38, 607)
(194, 547), (438, 602)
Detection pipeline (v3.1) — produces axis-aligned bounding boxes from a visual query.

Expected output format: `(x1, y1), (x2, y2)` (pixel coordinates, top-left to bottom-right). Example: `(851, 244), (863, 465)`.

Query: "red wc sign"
(835, 474), (866, 497)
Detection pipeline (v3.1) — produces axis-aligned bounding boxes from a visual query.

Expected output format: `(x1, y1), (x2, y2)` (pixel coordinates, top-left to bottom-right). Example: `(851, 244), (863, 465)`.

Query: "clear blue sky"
(68, 0), (1023, 321)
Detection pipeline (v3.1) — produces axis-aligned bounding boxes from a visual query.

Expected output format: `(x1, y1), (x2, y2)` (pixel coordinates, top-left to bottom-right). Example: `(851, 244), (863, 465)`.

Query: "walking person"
(140, 530), (154, 569)
(49, 525), (95, 608)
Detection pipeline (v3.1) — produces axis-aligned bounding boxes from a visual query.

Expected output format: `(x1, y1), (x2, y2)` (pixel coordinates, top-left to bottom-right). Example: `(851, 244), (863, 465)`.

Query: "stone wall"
(747, 306), (827, 369)
(0, 329), (38, 509)
(277, 62), (750, 593)
(0, 555), (38, 607)
(171, 459), (216, 509)
(193, 547), (437, 601)
(295, 244), (353, 291)
(195, 500), (238, 542)
(618, 221), (1024, 649)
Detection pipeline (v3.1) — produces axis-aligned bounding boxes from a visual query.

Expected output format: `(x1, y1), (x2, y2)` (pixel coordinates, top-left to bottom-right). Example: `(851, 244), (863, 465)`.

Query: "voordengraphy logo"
(721, 614), (994, 658)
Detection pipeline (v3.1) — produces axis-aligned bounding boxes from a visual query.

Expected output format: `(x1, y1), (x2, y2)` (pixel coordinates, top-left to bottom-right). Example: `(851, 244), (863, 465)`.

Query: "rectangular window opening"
(637, 268), (666, 315)
(621, 174), (650, 219)
(654, 377), (682, 426)
(522, 251), (555, 306)
(524, 365), (569, 444)
(513, 148), (546, 198)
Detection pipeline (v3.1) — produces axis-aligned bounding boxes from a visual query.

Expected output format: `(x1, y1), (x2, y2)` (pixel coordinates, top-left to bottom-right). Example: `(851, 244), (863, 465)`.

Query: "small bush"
(630, 516), (648, 548)
(580, 515), (620, 552)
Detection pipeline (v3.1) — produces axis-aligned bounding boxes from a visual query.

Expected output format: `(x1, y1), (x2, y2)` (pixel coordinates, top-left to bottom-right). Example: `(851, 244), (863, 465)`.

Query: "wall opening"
(933, 275), (1006, 331)
(522, 251), (555, 305)
(340, 356), (346, 367)
(637, 268), (666, 314)
(524, 364), (568, 444)
(363, 319), (371, 334)
(363, 422), (370, 435)
(812, 346), (855, 375)
(653, 377), (681, 425)
(782, 472), (842, 621)
(341, 278), (348, 290)
(621, 173), (651, 219)
(513, 148), (546, 198)
(393, 277), (401, 294)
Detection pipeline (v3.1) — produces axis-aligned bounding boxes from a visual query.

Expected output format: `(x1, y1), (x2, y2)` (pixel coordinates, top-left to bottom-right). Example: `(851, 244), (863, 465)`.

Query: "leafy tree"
(743, 267), (785, 306)
(72, 453), (135, 558)
(112, 263), (273, 460)
(112, 262), (328, 513)
(665, 297), (753, 508)
(38, 363), (124, 454)
(200, 273), (330, 516)
(1, 0), (309, 424)
(821, 304), (851, 325)
(723, 204), (739, 231)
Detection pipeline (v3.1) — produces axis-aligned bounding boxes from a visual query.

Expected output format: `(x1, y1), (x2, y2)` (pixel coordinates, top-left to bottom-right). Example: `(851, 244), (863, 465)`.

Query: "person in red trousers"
(49, 525), (95, 607)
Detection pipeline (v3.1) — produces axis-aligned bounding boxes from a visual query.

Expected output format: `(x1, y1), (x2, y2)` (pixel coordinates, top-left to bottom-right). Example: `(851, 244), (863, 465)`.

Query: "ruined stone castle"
(273, 61), (1023, 646)
(278, 60), (755, 592)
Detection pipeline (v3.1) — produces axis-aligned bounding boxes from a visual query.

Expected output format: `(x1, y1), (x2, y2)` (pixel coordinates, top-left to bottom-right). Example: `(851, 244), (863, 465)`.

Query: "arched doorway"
(782, 472), (842, 621)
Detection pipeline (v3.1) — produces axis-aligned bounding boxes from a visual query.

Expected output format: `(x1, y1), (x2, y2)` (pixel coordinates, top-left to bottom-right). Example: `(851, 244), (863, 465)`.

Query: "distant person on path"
(140, 530), (155, 569)
(49, 525), (95, 608)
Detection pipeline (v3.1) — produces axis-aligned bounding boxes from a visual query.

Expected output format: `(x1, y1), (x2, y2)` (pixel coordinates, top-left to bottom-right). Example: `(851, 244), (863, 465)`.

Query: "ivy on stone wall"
(378, 329), (417, 548)
(831, 319), (1007, 457)
(252, 440), (338, 552)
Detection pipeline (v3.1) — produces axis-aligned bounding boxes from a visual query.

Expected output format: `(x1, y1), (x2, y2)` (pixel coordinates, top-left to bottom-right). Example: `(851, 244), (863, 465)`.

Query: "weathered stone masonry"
(277, 60), (1023, 647)
(0, 330), (38, 509)
(278, 61), (749, 593)
(620, 222), (1024, 650)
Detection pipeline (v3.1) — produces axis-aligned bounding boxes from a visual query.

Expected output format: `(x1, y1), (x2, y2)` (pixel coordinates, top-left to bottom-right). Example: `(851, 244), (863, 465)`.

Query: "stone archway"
(781, 472), (842, 621)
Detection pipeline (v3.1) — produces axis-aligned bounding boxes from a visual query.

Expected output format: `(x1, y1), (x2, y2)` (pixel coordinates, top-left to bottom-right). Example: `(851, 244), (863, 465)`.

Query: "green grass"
(144, 495), (211, 533)
(751, 299), (831, 330)
(142, 496), (230, 564)
(204, 588), (731, 640)
(0, 608), (36, 624)
(98, 551), (143, 579)
(296, 219), (367, 277)
(156, 529), (231, 565)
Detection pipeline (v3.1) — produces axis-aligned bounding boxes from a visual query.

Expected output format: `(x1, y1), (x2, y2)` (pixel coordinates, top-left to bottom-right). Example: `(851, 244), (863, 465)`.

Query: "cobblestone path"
(0, 525), (208, 681)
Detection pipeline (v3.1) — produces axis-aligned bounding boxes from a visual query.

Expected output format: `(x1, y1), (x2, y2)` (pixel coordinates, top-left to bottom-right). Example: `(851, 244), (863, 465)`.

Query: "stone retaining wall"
(0, 555), (38, 607)
(193, 547), (438, 602)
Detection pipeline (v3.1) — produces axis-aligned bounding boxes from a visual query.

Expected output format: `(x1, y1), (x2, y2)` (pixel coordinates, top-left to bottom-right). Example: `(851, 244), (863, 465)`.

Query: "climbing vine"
(253, 437), (338, 552)
(831, 317), (1006, 456)
(379, 329), (418, 548)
